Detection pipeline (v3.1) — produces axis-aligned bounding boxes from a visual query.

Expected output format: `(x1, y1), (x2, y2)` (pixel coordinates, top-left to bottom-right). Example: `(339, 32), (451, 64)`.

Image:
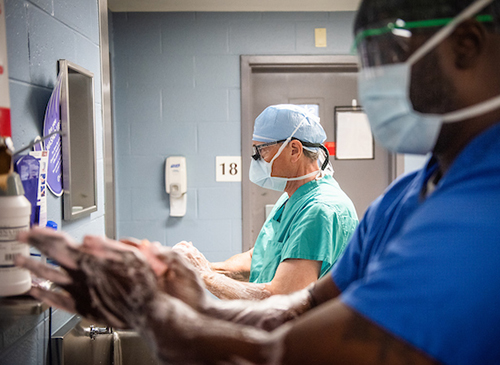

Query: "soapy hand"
(15, 227), (157, 329)
(121, 238), (207, 311)
(172, 241), (212, 275)
(15, 228), (208, 326)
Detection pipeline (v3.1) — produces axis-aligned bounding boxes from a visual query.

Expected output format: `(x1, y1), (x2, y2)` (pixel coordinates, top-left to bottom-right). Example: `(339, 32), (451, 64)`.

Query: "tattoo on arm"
(341, 313), (439, 365)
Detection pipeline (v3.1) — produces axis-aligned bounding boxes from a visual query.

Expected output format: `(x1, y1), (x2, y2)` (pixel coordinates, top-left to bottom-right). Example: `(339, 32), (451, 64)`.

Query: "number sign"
(216, 156), (241, 182)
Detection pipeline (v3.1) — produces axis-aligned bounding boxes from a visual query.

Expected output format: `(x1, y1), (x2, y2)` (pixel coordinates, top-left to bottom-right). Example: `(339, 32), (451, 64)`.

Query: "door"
(241, 55), (403, 251)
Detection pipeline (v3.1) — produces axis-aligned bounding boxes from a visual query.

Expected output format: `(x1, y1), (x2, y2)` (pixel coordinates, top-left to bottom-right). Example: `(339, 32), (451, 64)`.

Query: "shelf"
(0, 280), (54, 327)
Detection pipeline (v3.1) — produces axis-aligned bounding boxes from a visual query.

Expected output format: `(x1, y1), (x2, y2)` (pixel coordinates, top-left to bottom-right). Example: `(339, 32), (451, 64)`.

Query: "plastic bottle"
(0, 0), (31, 297)
(45, 220), (59, 266)
(0, 172), (32, 296)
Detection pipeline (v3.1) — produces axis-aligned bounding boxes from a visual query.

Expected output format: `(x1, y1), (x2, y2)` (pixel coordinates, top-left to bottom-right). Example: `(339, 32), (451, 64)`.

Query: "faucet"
(85, 324), (113, 340)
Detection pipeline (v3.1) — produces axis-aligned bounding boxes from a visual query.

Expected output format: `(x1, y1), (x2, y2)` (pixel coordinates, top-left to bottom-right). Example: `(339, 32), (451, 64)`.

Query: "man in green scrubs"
(174, 104), (358, 300)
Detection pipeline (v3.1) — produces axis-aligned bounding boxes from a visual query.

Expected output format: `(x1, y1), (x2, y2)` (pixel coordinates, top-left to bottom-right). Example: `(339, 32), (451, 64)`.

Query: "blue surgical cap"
(252, 104), (327, 145)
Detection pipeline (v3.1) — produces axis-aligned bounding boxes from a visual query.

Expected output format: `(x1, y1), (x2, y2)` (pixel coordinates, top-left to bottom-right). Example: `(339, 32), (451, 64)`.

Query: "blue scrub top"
(250, 174), (358, 284)
(332, 123), (500, 364)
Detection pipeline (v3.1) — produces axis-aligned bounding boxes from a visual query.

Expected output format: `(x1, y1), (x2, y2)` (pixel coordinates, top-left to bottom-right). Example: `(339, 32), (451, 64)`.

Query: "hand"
(172, 241), (212, 275)
(15, 227), (158, 329)
(16, 228), (207, 325)
(128, 240), (208, 311)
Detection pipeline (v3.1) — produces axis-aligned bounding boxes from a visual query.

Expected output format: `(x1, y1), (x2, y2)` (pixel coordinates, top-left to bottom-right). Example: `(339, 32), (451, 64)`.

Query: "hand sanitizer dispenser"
(165, 156), (187, 217)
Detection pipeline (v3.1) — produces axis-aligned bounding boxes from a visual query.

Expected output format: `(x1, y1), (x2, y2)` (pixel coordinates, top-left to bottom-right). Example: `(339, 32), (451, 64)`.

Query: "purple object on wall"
(43, 72), (64, 196)
(14, 155), (39, 227)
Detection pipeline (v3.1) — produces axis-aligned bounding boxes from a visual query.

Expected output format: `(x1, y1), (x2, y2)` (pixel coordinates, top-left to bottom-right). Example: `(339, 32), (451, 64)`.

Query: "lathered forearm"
(140, 293), (290, 365)
(202, 270), (272, 300)
(210, 262), (250, 281)
(209, 249), (253, 282)
(201, 286), (315, 331)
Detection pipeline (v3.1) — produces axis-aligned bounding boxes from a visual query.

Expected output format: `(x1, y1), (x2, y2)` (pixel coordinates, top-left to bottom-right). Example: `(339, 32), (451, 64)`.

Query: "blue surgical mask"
(249, 151), (288, 192)
(358, 64), (442, 154)
(249, 149), (320, 192)
(249, 118), (320, 192)
(358, 0), (500, 155)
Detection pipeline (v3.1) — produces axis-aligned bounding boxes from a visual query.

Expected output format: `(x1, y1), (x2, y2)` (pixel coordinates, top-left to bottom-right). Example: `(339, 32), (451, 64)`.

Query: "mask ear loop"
(408, 0), (500, 123)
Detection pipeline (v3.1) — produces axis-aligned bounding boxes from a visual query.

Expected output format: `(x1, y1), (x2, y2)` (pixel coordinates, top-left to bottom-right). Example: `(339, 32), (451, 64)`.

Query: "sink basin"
(51, 317), (159, 365)
(113, 330), (159, 365)
(51, 317), (113, 365)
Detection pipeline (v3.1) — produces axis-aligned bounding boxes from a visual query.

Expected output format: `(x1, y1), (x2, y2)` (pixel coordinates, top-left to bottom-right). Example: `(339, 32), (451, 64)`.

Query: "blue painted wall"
(6, 0), (104, 238)
(1, 0), (103, 363)
(111, 11), (357, 262)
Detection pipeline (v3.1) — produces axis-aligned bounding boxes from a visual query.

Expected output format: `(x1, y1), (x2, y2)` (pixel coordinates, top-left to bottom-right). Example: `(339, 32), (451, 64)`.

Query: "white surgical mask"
(358, 0), (500, 155)
(249, 118), (320, 192)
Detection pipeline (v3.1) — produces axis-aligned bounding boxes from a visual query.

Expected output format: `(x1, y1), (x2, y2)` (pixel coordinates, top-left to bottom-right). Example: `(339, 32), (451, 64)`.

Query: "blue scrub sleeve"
(340, 188), (500, 365)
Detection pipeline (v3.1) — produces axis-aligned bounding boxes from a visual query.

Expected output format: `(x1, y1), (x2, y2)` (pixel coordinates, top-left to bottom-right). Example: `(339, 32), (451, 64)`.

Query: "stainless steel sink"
(113, 329), (159, 365)
(51, 317), (159, 365)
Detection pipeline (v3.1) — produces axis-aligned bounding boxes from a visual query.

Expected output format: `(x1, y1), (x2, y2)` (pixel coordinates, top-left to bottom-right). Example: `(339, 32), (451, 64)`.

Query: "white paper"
(336, 111), (373, 159)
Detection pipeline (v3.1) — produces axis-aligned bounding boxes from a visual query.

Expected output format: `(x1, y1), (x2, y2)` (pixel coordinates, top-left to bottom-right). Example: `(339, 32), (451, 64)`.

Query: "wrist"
(200, 268), (214, 282)
(209, 262), (223, 272)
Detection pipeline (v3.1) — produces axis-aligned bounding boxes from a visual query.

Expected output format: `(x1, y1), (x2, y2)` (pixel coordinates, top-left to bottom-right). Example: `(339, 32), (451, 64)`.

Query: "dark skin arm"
(283, 297), (439, 364)
(309, 273), (342, 307)
(273, 275), (439, 365)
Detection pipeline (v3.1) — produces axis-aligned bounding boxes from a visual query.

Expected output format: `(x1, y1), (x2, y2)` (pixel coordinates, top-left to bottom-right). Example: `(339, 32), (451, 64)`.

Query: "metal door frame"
(98, 0), (116, 239)
(240, 55), (404, 251)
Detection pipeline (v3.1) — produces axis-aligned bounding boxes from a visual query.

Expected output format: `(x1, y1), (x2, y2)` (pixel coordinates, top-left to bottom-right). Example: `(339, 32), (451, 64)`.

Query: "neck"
(284, 166), (321, 196)
(434, 113), (500, 175)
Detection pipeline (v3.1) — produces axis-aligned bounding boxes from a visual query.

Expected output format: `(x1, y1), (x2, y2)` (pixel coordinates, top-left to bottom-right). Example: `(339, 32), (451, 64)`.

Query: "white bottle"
(0, 173), (32, 297)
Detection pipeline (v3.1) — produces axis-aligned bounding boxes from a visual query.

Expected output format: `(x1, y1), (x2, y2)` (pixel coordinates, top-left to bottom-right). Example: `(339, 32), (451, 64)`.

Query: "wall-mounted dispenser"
(165, 156), (186, 217)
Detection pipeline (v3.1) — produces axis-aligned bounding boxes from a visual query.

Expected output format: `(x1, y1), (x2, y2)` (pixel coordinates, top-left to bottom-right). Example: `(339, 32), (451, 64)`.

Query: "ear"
(451, 19), (488, 69)
(289, 140), (303, 162)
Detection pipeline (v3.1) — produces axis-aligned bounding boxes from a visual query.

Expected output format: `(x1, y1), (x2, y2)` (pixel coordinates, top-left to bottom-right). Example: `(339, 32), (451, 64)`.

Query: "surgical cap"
(252, 105), (327, 145)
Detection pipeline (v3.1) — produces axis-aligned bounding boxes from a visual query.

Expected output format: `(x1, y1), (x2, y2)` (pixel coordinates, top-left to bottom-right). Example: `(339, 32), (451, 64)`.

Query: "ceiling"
(108, 0), (361, 13)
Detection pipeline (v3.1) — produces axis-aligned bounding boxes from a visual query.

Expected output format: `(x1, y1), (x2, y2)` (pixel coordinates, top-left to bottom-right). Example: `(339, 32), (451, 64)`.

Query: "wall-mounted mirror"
(59, 59), (97, 220)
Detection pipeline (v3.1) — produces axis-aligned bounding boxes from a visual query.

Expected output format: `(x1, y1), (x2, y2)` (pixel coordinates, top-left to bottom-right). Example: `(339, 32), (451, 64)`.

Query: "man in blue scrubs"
(174, 104), (358, 300)
(16, 0), (500, 363)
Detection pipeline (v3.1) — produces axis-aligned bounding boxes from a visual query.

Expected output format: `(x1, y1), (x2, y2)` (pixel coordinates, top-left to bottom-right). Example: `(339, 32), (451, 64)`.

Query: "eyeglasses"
(252, 139), (287, 160)
(352, 14), (493, 68)
(252, 138), (330, 170)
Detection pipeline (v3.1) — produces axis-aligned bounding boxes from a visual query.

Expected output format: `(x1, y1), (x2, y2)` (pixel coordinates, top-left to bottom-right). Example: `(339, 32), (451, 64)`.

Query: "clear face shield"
(351, 0), (500, 155)
(353, 15), (494, 69)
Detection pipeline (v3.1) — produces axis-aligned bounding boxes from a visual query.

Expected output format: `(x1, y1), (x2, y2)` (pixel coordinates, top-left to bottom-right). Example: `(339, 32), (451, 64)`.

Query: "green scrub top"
(249, 174), (358, 284)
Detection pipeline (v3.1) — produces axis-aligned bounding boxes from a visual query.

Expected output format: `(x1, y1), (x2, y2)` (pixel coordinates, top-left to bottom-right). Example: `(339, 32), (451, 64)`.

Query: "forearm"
(210, 250), (252, 281)
(202, 270), (271, 300)
(141, 293), (290, 365)
(172, 243), (252, 282)
(201, 285), (315, 331)
(210, 262), (250, 281)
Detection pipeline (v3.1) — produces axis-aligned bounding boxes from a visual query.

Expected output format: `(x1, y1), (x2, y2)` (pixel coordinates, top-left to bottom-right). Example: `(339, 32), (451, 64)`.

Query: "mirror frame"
(59, 59), (98, 220)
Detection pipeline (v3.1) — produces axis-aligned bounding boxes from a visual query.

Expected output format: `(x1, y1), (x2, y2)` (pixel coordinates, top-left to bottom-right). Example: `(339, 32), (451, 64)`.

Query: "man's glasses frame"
(252, 139), (287, 161)
(252, 138), (330, 171)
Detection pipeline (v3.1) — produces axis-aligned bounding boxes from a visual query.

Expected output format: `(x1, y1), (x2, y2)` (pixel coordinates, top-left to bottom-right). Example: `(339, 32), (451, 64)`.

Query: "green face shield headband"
(353, 14), (493, 68)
